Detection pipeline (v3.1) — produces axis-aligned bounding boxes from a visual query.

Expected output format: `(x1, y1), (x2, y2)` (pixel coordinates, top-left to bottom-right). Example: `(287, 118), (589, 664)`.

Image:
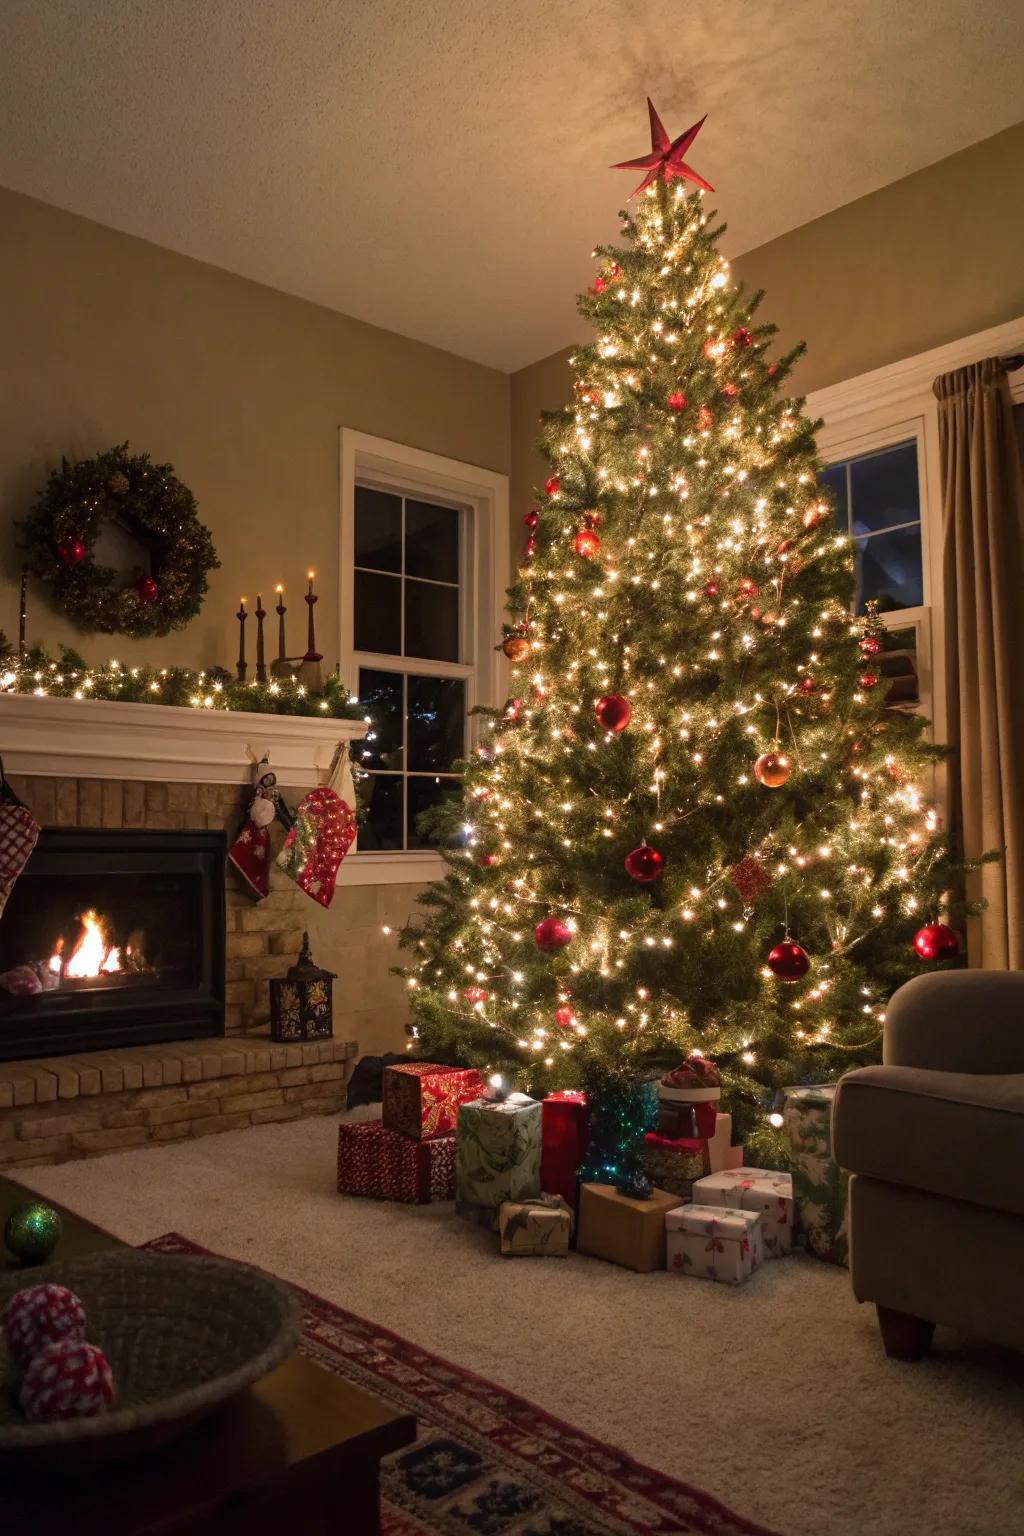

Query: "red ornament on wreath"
(136, 575), (159, 604)
(595, 694), (631, 732)
(732, 327), (753, 349)
(544, 475), (560, 497)
(56, 536), (86, 566)
(767, 938), (810, 982)
(754, 752), (791, 788)
(554, 1004), (575, 1028)
(625, 844), (663, 883)
(668, 391), (687, 412)
(574, 529), (601, 559)
(534, 916), (572, 953)
(912, 922), (959, 962)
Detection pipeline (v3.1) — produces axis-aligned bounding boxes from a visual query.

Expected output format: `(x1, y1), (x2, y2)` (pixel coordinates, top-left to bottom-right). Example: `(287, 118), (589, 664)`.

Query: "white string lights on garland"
(390, 104), (980, 1149)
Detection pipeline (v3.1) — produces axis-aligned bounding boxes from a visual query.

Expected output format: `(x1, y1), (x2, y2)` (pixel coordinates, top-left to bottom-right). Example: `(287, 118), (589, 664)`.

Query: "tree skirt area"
(147, 1230), (776, 1536)
(19, 1113), (1024, 1536)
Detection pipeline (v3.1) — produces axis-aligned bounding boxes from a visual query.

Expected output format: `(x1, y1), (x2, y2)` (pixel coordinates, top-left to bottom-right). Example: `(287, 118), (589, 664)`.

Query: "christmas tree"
(398, 101), (976, 1167)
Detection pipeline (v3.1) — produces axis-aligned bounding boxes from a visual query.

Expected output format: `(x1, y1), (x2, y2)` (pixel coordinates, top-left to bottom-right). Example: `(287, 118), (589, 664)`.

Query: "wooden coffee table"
(0, 1176), (415, 1535)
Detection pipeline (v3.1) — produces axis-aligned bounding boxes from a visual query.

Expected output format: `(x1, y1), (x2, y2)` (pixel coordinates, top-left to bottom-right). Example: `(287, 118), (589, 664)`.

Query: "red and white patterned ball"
(19, 1337), (115, 1422)
(3, 1283), (87, 1369)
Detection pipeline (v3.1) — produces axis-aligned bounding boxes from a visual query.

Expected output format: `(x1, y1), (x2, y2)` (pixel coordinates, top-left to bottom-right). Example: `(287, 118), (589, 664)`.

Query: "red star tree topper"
(611, 98), (713, 197)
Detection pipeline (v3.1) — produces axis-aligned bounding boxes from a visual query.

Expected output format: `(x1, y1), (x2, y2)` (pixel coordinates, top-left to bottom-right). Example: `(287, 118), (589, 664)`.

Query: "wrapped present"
(498, 1194), (573, 1256)
(693, 1167), (794, 1257)
(656, 1058), (722, 1140)
(456, 1093), (542, 1228)
(577, 1183), (681, 1272)
(337, 1120), (455, 1203)
(782, 1085), (849, 1267)
(382, 1061), (484, 1141)
(666, 1204), (764, 1285)
(642, 1132), (710, 1200)
(541, 1090), (590, 1209)
(708, 1110), (733, 1174)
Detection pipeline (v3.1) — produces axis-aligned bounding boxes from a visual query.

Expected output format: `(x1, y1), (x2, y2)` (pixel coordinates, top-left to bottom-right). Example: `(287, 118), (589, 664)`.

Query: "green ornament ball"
(4, 1201), (62, 1265)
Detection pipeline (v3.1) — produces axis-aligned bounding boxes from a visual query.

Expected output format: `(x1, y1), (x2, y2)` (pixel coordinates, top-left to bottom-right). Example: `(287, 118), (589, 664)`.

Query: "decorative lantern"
(269, 932), (335, 1041)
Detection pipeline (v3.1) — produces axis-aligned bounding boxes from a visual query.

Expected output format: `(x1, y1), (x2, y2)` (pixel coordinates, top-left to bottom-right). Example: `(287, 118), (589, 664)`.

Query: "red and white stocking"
(277, 787), (356, 907)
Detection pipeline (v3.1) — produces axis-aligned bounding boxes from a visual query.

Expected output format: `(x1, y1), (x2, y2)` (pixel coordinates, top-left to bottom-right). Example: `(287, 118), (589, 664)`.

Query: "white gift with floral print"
(666, 1204), (763, 1286)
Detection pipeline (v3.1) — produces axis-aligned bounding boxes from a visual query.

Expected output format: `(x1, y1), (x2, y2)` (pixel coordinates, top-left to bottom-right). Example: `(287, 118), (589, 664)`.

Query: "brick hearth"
(0, 1033), (356, 1168)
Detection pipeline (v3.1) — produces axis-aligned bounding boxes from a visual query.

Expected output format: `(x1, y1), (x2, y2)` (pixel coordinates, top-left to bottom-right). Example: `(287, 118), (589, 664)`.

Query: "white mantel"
(0, 692), (368, 791)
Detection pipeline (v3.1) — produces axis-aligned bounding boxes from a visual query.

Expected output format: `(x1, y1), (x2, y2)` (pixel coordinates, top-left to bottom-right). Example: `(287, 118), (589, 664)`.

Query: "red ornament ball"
(136, 576), (159, 604)
(767, 939), (810, 982)
(667, 391), (687, 412)
(858, 672), (879, 690)
(799, 676), (816, 694)
(554, 1004), (575, 1028)
(573, 529), (601, 559)
(478, 852), (501, 867)
(754, 752), (792, 789)
(544, 475), (560, 497)
(912, 923), (960, 962)
(464, 986), (490, 1005)
(534, 916), (572, 953)
(3, 1284), (86, 1370)
(591, 277), (606, 295)
(732, 327), (753, 349)
(696, 405), (714, 432)
(721, 382), (739, 400)
(608, 262), (621, 279)
(502, 635), (530, 663)
(859, 634), (882, 656)
(595, 694), (631, 732)
(523, 537), (537, 560)
(625, 844), (664, 883)
(19, 1337), (115, 1423)
(735, 577), (759, 602)
(702, 579), (720, 599)
(56, 536), (86, 566)
(802, 504), (827, 530)
(524, 509), (539, 530)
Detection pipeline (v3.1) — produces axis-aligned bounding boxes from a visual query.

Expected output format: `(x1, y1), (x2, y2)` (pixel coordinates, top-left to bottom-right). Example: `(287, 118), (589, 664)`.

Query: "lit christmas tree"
(398, 101), (978, 1170)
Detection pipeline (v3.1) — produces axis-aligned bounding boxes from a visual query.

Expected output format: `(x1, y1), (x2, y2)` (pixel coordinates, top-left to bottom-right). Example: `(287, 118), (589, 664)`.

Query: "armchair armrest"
(883, 971), (1024, 1074)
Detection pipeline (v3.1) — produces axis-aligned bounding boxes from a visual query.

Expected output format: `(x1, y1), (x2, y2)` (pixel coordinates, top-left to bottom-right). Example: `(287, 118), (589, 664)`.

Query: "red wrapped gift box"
(382, 1062), (484, 1141)
(337, 1120), (455, 1203)
(541, 1090), (590, 1208)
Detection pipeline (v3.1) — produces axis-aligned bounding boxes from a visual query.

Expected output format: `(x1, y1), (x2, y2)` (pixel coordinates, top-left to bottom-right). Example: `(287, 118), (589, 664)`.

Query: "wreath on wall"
(18, 443), (219, 639)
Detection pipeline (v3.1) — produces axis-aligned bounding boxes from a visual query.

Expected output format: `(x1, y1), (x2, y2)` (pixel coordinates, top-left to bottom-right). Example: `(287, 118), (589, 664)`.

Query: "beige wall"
(0, 186), (510, 1062)
(510, 121), (1024, 547)
(0, 186), (509, 670)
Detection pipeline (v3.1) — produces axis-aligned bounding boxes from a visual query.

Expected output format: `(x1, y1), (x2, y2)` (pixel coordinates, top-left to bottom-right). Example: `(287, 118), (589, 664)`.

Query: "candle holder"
(271, 585), (297, 679)
(297, 572), (323, 691)
(255, 594), (267, 684)
(236, 599), (248, 682)
(18, 568), (27, 657)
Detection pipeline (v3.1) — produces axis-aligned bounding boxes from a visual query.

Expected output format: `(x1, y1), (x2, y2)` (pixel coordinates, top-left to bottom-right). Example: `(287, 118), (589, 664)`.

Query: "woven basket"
(0, 1251), (301, 1466)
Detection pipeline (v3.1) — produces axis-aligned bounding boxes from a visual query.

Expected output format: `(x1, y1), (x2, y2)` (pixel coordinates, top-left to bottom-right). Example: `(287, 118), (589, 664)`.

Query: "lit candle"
(255, 593), (267, 683)
(275, 584), (287, 666)
(303, 570), (321, 662)
(236, 598), (248, 682)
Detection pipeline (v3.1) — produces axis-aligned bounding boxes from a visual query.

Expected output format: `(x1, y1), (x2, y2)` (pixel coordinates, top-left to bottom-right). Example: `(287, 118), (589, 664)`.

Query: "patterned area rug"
(145, 1234), (779, 1536)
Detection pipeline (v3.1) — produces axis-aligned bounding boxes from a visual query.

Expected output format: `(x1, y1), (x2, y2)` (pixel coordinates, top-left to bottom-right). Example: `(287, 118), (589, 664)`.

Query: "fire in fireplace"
(0, 828), (225, 1062)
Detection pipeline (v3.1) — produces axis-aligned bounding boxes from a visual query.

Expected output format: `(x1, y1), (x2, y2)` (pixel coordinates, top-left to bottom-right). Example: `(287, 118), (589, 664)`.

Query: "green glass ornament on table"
(4, 1200), (62, 1265)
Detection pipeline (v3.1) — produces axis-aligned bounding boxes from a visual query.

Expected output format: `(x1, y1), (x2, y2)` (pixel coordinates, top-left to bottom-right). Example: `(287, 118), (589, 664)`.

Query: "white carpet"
(17, 1114), (1024, 1536)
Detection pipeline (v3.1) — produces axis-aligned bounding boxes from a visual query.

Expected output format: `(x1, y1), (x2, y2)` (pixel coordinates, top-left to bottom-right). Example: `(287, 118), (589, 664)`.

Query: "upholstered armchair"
(833, 970), (1024, 1359)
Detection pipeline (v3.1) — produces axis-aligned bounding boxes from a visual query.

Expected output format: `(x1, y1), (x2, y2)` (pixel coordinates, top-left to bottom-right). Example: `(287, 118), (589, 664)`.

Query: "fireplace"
(0, 828), (225, 1061)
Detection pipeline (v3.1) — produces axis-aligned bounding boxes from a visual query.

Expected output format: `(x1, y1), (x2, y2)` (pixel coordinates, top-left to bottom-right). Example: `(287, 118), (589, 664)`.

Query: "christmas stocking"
(227, 757), (286, 901)
(277, 784), (356, 908)
(0, 791), (40, 921)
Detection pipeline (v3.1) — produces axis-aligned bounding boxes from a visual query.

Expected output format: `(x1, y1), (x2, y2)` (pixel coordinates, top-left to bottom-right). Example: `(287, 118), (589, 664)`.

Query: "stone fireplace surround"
(0, 695), (368, 1167)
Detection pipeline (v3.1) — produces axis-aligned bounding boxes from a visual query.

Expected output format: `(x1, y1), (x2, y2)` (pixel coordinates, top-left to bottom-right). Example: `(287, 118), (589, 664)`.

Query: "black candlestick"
(303, 572), (322, 662)
(276, 586), (287, 662)
(18, 568), (27, 657)
(255, 594), (267, 683)
(236, 598), (248, 682)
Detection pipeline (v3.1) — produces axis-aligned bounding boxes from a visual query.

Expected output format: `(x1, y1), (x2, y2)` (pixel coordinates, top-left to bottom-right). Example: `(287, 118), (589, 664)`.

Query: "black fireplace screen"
(0, 828), (225, 1061)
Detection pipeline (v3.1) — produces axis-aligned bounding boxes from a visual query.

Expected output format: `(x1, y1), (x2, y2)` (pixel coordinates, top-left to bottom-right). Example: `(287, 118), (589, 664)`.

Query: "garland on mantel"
(0, 638), (368, 722)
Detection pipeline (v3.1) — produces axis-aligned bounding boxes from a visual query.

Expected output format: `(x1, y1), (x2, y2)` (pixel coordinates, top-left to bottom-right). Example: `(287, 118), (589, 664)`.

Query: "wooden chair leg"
(876, 1304), (935, 1361)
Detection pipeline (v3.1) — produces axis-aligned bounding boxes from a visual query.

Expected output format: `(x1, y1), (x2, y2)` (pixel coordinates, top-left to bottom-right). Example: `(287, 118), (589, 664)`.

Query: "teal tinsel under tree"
(577, 1077), (658, 1196)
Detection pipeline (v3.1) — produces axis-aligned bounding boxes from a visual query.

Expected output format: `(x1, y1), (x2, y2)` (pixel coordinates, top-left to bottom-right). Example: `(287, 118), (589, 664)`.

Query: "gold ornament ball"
(754, 751), (792, 789)
(4, 1200), (63, 1265)
(502, 635), (530, 663)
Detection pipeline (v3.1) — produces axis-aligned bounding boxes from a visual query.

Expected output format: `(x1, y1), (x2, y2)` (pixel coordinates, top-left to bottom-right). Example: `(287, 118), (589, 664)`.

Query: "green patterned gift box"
(456, 1094), (542, 1229)
(782, 1085), (849, 1267)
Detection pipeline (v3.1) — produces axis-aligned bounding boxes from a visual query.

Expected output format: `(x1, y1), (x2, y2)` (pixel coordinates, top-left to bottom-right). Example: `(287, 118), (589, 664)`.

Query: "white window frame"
(808, 315), (1024, 757)
(337, 428), (509, 885)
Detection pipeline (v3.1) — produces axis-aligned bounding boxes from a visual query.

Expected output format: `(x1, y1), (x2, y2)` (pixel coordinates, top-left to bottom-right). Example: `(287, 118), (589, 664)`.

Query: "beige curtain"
(934, 357), (1024, 968)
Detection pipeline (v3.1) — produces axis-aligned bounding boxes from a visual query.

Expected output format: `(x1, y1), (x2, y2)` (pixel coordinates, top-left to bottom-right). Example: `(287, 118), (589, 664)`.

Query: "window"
(339, 429), (509, 877)
(353, 484), (467, 851)
(820, 441), (923, 614)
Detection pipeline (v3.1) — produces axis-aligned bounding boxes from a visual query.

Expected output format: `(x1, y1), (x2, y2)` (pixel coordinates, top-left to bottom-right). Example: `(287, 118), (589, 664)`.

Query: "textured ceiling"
(0, 1), (1021, 372)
